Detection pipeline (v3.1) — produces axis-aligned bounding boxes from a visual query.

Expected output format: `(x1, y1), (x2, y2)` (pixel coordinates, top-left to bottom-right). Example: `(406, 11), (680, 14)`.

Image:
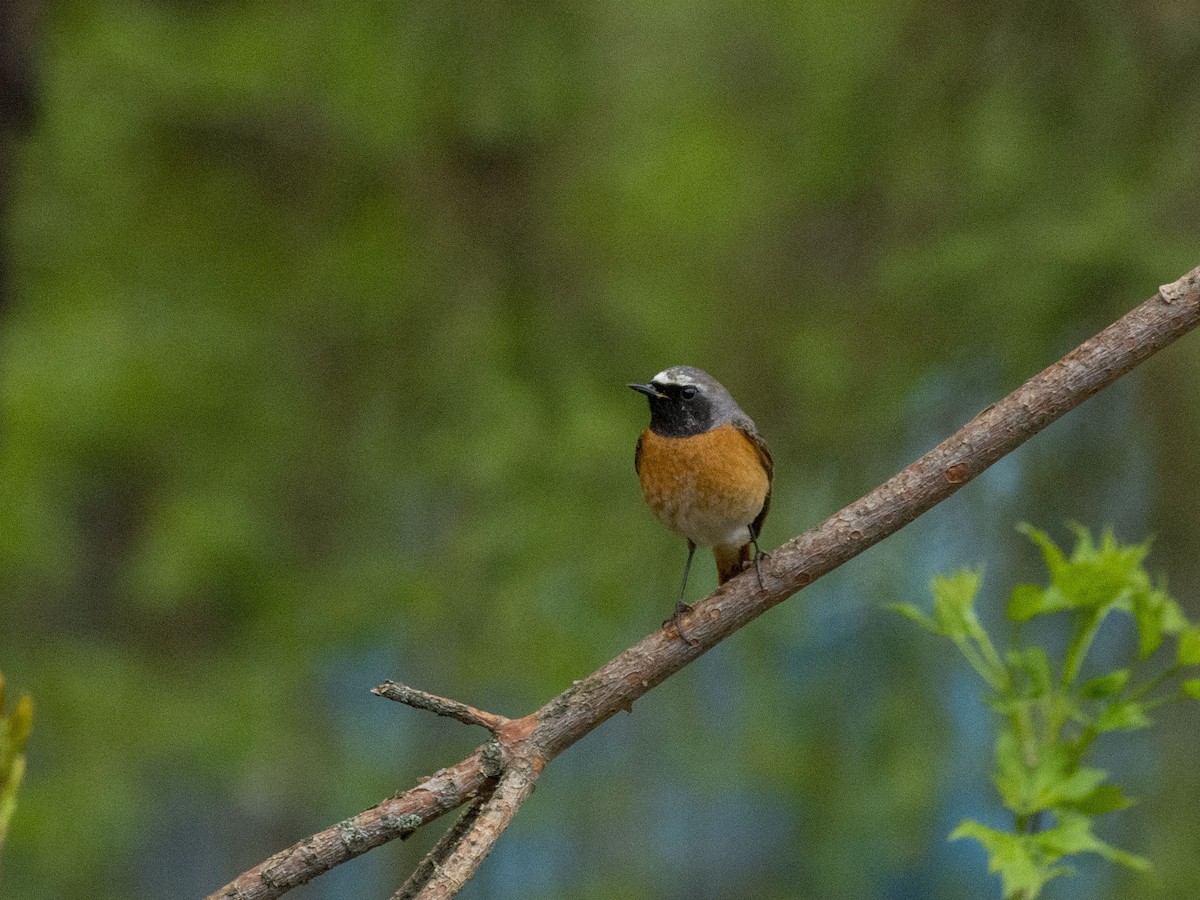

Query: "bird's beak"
(628, 383), (667, 399)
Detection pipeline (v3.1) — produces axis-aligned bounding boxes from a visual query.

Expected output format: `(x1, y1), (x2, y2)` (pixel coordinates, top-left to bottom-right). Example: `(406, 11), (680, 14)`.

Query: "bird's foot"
(664, 600), (700, 647)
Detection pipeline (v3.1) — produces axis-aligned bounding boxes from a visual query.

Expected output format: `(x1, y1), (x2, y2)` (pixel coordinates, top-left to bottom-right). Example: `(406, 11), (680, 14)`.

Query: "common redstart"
(629, 366), (773, 642)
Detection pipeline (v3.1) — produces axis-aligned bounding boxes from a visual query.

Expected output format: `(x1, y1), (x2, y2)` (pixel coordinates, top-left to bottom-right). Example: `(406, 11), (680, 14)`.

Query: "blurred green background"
(1, 1), (1199, 898)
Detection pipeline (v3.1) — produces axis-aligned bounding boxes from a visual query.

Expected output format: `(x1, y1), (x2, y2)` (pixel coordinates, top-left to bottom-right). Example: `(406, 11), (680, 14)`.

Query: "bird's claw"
(665, 601), (700, 646)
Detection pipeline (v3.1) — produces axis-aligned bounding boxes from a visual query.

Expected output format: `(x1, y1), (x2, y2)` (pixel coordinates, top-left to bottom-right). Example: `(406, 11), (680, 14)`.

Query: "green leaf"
(1046, 767), (1109, 807)
(1178, 626), (1200, 666)
(1100, 845), (1153, 873)
(992, 732), (1107, 815)
(993, 728), (1030, 813)
(1035, 810), (1151, 873)
(929, 568), (1007, 689)
(1156, 588), (1189, 635)
(1056, 562), (1131, 611)
(1182, 679), (1200, 701)
(1066, 783), (1137, 816)
(1018, 524), (1067, 578)
(1094, 701), (1152, 733)
(1028, 528), (1173, 684)
(888, 602), (941, 635)
(1080, 669), (1129, 699)
(1034, 810), (1093, 858)
(931, 569), (984, 640)
(951, 820), (1069, 900)
(1073, 524), (1151, 571)
(1126, 587), (1187, 659)
(1026, 525), (1157, 616)
(1008, 583), (1050, 621)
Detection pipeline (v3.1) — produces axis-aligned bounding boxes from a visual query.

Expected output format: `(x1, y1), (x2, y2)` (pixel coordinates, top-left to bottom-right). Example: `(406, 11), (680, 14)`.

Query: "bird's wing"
(736, 421), (773, 540)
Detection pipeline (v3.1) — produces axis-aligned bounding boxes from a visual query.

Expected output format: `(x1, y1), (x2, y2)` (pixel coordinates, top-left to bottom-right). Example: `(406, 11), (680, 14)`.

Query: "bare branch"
(208, 266), (1200, 900)
(410, 765), (540, 900)
(390, 785), (496, 900)
(373, 681), (508, 733)
(208, 749), (496, 899)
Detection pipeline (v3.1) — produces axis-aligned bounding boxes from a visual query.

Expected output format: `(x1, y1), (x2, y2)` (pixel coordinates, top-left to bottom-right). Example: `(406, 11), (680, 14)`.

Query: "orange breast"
(636, 424), (770, 548)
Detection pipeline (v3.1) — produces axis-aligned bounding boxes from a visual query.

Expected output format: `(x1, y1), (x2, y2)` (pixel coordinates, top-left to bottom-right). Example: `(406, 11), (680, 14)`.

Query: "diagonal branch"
(207, 265), (1200, 900)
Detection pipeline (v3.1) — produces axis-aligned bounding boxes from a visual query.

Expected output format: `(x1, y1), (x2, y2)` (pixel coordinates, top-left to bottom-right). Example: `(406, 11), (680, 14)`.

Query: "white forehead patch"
(652, 369), (698, 387)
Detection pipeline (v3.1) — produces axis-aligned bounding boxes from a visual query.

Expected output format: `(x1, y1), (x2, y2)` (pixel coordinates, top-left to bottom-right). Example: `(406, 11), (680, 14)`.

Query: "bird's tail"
(714, 543), (751, 585)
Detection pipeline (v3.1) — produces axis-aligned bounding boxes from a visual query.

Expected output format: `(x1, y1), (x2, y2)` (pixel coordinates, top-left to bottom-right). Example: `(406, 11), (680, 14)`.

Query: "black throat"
(648, 393), (716, 438)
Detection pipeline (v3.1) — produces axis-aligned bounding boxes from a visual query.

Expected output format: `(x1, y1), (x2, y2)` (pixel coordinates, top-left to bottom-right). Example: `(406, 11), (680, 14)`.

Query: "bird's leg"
(749, 525), (767, 590)
(668, 540), (699, 646)
(676, 540), (696, 608)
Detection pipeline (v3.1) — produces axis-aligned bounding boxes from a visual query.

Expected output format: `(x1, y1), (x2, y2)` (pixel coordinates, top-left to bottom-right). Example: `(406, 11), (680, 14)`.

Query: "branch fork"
(369, 682), (544, 900)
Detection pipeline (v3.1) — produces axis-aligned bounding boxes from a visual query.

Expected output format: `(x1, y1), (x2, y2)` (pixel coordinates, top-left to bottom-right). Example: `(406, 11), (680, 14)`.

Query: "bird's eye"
(680, 387), (697, 400)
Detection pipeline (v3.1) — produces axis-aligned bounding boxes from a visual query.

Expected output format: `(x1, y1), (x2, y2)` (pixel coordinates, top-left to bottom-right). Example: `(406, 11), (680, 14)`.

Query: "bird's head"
(628, 366), (740, 437)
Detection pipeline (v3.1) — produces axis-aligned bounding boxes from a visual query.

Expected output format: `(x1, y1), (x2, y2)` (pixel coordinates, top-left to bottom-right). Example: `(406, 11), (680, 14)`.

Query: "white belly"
(650, 484), (757, 548)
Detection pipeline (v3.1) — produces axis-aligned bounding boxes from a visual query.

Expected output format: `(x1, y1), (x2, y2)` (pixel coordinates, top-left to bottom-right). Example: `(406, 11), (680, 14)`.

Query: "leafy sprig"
(0, 671), (33, 869)
(893, 525), (1200, 899)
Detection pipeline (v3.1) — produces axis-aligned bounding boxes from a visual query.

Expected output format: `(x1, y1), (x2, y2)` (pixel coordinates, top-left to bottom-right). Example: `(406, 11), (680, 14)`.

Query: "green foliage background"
(1, 1), (1199, 897)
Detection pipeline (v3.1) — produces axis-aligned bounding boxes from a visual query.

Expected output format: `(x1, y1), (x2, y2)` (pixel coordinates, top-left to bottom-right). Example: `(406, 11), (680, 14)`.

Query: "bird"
(628, 365), (773, 643)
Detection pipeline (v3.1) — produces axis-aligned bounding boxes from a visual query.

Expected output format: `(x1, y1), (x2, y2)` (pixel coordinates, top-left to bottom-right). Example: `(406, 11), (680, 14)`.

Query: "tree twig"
(408, 765), (539, 900)
(390, 784), (497, 900)
(372, 682), (508, 733)
(207, 265), (1200, 900)
(208, 748), (498, 898)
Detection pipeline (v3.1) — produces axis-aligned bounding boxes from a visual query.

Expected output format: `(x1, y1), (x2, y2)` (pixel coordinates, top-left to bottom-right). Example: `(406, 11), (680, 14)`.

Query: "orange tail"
(713, 543), (751, 585)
